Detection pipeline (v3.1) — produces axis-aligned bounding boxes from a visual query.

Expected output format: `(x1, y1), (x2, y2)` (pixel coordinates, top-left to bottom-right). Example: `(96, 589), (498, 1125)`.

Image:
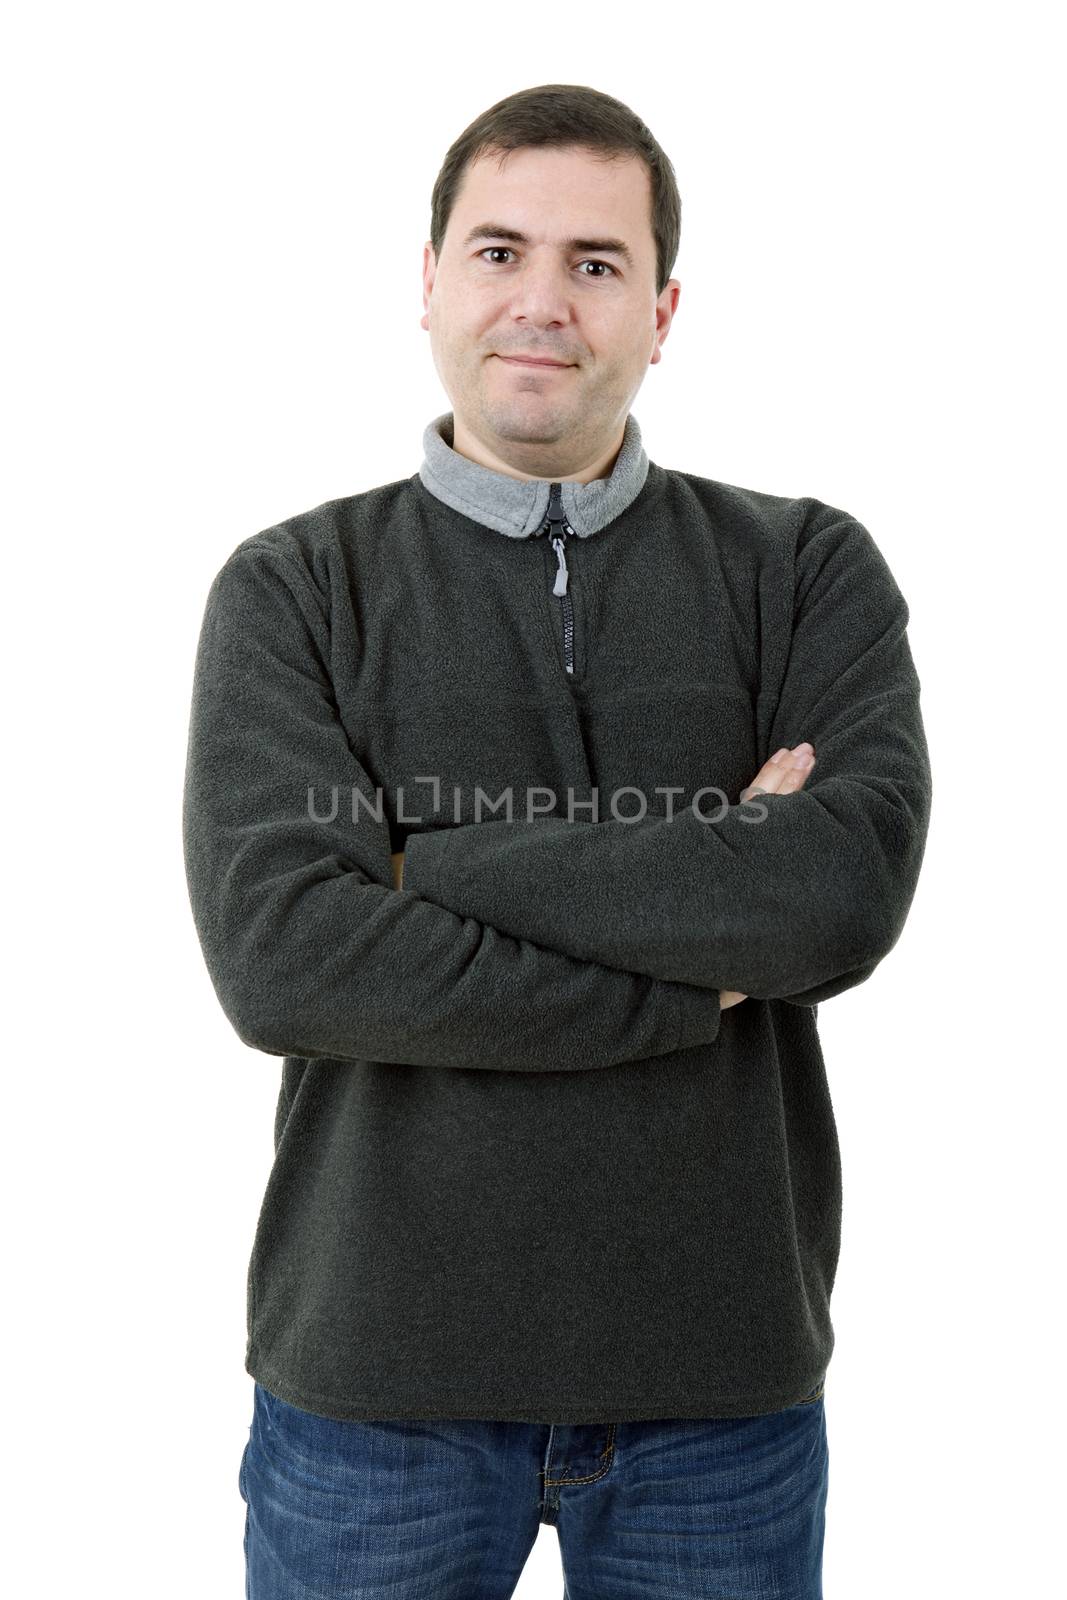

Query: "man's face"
(421, 144), (679, 475)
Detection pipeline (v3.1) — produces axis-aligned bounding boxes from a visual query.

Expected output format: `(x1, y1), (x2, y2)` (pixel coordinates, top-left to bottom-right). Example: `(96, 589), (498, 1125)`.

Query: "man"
(183, 82), (931, 1599)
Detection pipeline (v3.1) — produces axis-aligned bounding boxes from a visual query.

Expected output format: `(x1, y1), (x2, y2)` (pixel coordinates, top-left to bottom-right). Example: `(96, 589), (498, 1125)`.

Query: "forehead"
(451, 145), (652, 250)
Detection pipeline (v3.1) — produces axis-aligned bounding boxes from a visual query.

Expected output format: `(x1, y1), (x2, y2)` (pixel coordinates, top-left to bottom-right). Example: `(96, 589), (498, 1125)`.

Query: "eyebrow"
(461, 222), (635, 270)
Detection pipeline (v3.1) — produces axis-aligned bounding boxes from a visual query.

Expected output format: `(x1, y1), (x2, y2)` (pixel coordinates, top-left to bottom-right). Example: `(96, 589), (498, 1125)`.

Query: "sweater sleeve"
(402, 509), (933, 1003)
(181, 543), (722, 1069)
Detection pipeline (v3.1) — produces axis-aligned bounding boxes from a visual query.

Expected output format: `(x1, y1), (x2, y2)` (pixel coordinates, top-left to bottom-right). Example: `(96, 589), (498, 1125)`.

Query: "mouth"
(494, 354), (575, 369)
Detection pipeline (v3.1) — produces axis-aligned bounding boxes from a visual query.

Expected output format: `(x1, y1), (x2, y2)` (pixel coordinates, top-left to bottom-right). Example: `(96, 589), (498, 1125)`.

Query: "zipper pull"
(544, 481), (573, 595)
(551, 535), (569, 596)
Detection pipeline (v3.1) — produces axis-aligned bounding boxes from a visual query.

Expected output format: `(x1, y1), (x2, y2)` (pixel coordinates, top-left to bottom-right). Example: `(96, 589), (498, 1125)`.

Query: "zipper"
(541, 481), (577, 675)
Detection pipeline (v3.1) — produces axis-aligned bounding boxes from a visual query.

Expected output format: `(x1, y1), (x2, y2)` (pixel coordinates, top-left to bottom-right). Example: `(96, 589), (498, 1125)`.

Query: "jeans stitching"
(795, 1381), (825, 1406)
(543, 1422), (617, 1487)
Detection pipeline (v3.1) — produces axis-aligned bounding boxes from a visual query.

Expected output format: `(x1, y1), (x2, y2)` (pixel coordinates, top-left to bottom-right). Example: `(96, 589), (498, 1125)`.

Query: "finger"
(772, 748), (817, 794)
(740, 748), (791, 800)
(741, 744), (815, 801)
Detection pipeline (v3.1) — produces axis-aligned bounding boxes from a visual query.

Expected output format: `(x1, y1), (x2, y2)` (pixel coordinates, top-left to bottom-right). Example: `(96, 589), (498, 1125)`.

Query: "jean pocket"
(794, 1379), (825, 1406)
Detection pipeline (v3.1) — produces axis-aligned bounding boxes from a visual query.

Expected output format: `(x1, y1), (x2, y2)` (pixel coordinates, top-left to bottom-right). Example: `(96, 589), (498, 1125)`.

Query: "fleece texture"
(182, 409), (932, 1423)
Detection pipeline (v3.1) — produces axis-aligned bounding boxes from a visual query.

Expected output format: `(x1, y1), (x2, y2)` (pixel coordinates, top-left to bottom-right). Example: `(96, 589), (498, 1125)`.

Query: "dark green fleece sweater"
(182, 409), (932, 1424)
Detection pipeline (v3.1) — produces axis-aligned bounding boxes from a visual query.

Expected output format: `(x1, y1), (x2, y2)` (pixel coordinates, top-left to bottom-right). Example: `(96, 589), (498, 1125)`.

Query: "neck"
(449, 412), (625, 486)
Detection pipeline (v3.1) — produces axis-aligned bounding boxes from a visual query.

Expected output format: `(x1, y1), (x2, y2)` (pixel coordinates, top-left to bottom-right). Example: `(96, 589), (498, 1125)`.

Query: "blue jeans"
(239, 1379), (828, 1598)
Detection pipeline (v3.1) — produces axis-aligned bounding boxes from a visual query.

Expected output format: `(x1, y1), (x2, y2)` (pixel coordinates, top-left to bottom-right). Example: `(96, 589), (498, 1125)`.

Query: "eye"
(478, 248), (616, 278)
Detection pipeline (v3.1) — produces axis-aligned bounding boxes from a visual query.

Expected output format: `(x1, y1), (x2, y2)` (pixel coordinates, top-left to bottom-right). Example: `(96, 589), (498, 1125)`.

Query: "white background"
(5, 1), (1063, 1595)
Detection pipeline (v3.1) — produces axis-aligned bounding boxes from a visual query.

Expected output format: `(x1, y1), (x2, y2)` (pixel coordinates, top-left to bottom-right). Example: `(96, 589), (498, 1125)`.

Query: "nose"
(502, 257), (578, 334)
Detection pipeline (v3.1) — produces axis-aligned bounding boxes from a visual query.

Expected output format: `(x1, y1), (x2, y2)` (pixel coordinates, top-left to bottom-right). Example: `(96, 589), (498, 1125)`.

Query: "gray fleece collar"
(418, 410), (650, 538)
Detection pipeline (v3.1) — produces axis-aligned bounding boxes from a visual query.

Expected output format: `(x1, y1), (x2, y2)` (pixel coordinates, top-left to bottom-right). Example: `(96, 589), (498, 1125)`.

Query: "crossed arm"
(185, 509), (929, 1066)
(391, 741), (821, 1011)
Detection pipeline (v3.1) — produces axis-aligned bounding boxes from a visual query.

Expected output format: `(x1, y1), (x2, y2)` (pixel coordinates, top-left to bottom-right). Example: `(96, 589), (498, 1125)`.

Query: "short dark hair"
(429, 84), (682, 297)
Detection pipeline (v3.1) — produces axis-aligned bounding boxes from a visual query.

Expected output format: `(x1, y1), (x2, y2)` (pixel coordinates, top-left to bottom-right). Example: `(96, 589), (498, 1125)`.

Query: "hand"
(740, 741), (816, 801)
(720, 743), (817, 1009)
(391, 850), (405, 890)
